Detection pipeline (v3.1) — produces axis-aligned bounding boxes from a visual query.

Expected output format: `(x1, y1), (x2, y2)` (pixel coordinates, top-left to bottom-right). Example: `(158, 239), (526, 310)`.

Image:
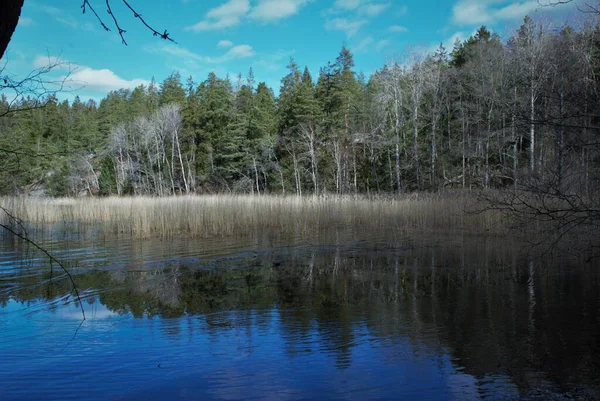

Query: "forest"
(0, 17), (598, 199)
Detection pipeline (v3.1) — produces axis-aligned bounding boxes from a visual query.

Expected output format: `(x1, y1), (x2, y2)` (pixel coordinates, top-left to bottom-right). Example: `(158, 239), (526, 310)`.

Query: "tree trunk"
(290, 144), (301, 196)
(174, 127), (188, 193)
(303, 123), (319, 195)
(333, 138), (342, 194)
(388, 152), (394, 192)
(170, 130), (176, 194)
(413, 104), (420, 189)
(253, 157), (260, 195)
(460, 96), (466, 189)
(513, 86), (518, 189)
(484, 106), (493, 189)
(0, 0), (23, 60)
(431, 116), (437, 190)
(352, 146), (357, 194)
(394, 94), (402, 196)
(556, 90), (565, 191)
(530, 84), (535, 173)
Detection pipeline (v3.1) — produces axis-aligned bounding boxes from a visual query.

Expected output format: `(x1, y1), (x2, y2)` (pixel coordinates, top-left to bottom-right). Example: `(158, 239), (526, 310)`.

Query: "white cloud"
(70, 67), (150, 92)
(333, 0), (362, 10)
(358, 2), (390, 17)
(18, 16), (34, 26)
(33, 55), (61, 68)
(186, 0), (308, 31)
(255, 49), (296, 72)
(495, 1), (539, 20)
(32, 55), (74, 70)
(452, 1), (492, 25)
(325, 0), (391, 36)
(446, 31), (468, 49)
(40, 5), (81, 29)
(375, 39), (390, 52)
(452, 0), (539, 25)
(56, 17), (80, 29)
(330, 0), (391, 16)
(325, 18), (368, 37)
(354, 36), (374, 53)
(427, 31), (470, 55)
(32, 54), (149, 93)
(249, 0), (311, 22)
(388, 25), (408, 32)
(154, 43), (255, 64)
(224, 44), (255, 58)
(158, 45), (205, 61)
(186, 0), (250, 31)
(218, 40), (234, 48)
(40, 5), (61, 15)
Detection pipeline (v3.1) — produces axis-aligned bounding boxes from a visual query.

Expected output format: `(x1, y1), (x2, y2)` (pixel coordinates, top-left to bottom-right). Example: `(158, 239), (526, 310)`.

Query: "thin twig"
(81, 0), (176, 45)
(81, 0), (110, 32)
(122, 0), (176, 43)
(61, 319), (86, 352)
(0, 210), (86, 320)
(0, 206), (29, 238)
(105, 0), (128, 45)
(0, 55), (78, 118)
(0, 146), (70, 158)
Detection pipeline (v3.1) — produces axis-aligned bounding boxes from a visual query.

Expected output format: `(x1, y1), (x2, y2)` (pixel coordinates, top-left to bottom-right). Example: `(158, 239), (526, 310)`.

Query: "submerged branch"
(0, 206), (86, 320)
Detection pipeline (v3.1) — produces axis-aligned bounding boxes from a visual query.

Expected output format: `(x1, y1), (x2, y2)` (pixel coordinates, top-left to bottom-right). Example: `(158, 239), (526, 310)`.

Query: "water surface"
(1, 228), (598, 400)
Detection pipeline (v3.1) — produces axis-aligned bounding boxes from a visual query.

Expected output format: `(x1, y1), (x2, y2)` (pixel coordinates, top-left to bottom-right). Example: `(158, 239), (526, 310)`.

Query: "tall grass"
(0, 192), (506, 239)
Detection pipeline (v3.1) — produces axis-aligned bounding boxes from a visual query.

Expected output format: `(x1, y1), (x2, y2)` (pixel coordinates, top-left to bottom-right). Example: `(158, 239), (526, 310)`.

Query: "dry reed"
(0, 192), (507, 239)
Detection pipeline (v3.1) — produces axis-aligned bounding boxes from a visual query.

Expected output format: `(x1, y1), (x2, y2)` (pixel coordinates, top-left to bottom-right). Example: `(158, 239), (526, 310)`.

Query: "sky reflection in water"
(0, 231), (598, 401)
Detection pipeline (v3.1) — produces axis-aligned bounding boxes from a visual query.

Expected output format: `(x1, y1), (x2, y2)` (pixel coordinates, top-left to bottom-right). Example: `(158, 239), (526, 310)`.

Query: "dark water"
(0, 228), (599, 401)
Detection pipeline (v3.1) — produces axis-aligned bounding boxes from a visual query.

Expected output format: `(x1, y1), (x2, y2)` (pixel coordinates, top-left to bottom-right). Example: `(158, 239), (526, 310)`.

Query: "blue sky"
(4, 0), (583, 102)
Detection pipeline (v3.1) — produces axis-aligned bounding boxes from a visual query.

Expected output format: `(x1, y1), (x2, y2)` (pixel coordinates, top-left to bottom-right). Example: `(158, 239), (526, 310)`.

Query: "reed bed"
(0, 192), (507, 239)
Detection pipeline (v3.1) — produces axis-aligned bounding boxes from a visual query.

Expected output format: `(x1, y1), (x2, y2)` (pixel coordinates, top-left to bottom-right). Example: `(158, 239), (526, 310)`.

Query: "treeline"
(0, 17), (599, 197)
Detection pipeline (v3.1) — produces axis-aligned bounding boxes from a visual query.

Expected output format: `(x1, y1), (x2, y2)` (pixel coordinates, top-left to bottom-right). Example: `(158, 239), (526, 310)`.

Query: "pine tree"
(98, 156), (117, 196)
(252, 82), (278, 192)
(159, 72), (186, 106)
(316, 46), (361, 193)
(195, 72), (234, 188)
(277, 58), (304, 194)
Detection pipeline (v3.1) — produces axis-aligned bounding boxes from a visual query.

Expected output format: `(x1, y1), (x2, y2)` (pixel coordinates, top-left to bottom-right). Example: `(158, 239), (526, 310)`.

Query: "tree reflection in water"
(1, 235), (599, 400)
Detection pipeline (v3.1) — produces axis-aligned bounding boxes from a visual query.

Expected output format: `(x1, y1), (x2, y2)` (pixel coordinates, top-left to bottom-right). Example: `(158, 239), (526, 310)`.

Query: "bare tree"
(511, 18), (552, 173)
(0, 56), (77, 117)
(479, 22), (600, 258)
(428, 47), (446, 189)
(377, 62), (406, 195)
(405, 49), (431, 190)
(157, 104), (188, 193)
(539, 0), (600, 14)
(299, 122), (320, 194)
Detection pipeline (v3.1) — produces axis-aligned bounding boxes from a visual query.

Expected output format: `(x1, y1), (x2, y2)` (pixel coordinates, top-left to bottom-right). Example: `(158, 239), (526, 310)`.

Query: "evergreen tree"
(159, 72), (186, 106)
(1, 20), (598, 201)
(195, 72), (234, 187)
(98, 156), (117, 196)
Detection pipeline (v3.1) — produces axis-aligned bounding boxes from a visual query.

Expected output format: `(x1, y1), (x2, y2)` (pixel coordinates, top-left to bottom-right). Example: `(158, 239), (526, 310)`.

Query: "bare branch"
(0, 146), (71, 158)
(538, 0), (600, 14)
(81, 0), (110, 32)
(121, 0), (176, 43)
(81, 0), (176, 45)
(0, 54), (78, 117)
(0, 207), (86, 320)
(105, 0), (127, 45)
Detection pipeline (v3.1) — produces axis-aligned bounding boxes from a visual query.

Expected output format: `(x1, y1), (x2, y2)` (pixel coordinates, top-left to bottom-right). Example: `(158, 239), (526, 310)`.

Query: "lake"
(1, 226), (599, 400)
